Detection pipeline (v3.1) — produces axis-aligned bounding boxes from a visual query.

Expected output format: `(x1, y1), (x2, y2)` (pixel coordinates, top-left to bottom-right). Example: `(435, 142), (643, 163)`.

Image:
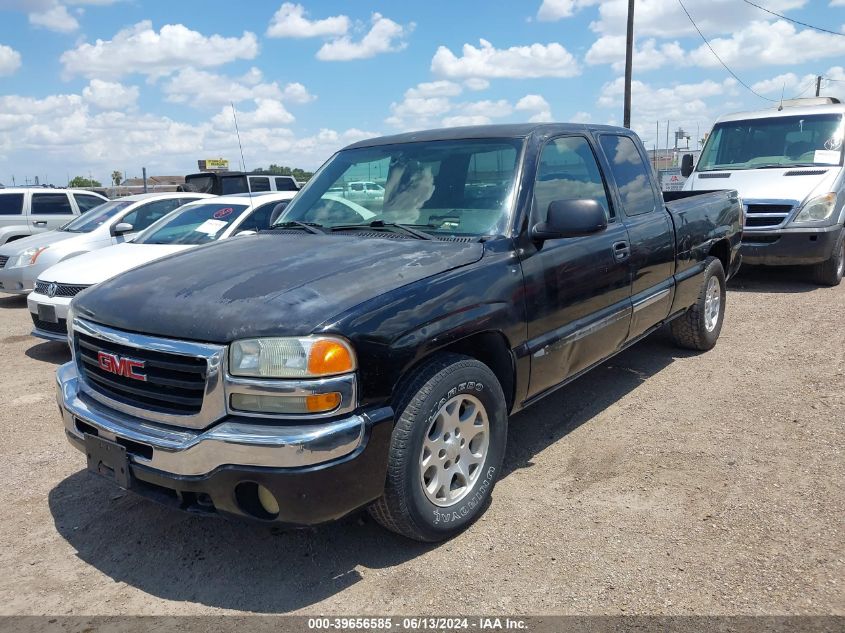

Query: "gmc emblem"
(97, 351), (147, 382)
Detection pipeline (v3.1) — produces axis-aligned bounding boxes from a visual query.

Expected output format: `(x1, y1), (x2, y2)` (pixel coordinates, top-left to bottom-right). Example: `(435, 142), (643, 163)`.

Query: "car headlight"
(229, 336), (356, 378)
(9, 246), (49, 268)
(793, 193), (838, 223)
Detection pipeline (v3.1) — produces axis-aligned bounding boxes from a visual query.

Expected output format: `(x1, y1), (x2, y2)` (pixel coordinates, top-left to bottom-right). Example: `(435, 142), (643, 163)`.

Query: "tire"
(368, 353), (508, 542)
(670, 256), (726, 351)
(811, 229), (844, 287)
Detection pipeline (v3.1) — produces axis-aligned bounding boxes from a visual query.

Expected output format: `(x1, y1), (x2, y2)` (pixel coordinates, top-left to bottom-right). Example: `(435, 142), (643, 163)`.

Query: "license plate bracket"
(37, 303), (57, 324)
(85, 433), (131, 489)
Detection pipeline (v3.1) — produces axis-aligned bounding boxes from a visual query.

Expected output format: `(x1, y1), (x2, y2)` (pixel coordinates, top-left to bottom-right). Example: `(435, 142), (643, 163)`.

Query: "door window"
(31, 193), (73, 215)
(122, 198), (186, 231)
(598, 135), (658, 216)
(0, 193), (24, 215)
(275, 177), (298, 191)
(535, 136), (613, 219)
(74, 194), (105, 213)
(249, 177), (271, 192)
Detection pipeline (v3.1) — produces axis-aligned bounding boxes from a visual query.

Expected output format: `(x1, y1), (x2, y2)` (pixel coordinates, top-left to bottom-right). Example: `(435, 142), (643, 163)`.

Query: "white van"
(682, 97), (845, 285)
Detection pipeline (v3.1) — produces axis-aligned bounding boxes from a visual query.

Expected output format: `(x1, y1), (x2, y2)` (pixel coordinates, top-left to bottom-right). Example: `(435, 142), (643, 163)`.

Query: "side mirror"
(531, 199), (608, 241)
(235, 230), (257, 237)
(681, 153), (694, 178)
(112, 222), (134, 236)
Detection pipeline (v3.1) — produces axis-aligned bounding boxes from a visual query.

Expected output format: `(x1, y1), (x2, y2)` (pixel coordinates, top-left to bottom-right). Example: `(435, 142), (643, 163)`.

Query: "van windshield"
(697, 113), (844, 171)
(61, 200), (133, 233)
(277, 138), (523, 238)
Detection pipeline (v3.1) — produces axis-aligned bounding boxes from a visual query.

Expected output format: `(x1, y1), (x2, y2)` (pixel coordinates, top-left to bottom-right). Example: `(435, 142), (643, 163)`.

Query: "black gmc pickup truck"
(57, 124), (742, 541)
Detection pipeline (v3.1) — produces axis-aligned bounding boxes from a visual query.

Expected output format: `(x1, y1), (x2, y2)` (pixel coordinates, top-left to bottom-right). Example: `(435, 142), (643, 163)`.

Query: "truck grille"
(34, 281), (90, 297)
(31, 313), (67, 335)
(0, 255), (8, 268)
(744, 203), (794, 228)
(76, 332), (208, 415)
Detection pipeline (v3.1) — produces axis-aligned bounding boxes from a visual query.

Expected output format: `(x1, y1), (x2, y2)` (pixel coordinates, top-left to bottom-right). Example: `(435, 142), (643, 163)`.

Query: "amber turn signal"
(305, 392), (342, 413)
(307, 339), (355, 376)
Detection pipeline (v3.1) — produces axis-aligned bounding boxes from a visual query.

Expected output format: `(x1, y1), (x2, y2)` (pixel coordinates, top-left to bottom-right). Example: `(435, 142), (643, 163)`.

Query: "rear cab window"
(0, 193), (24, 215)
(597, 135), (659, 216)
(31, 193), (74, 215)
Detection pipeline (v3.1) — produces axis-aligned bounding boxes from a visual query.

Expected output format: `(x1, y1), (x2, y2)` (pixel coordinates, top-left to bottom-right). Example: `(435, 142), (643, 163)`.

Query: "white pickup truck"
(682, 97), (845, 285)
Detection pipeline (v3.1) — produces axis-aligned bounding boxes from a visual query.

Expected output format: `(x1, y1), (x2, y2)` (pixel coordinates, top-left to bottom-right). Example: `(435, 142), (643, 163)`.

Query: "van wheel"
(811, 230), (844, 287)
(670, 256), (726, 351)
(368, 353), (507, 542)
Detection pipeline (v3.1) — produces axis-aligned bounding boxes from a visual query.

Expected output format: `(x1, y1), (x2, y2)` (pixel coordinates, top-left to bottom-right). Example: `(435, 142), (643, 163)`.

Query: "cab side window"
(31, 193), (73, 215)
(0, 193), (24, 215)
(250, 177), (271, 192)
(598, 135), (658, 216)
(74, 194), (104, 213)
(535, 136), (613, 220)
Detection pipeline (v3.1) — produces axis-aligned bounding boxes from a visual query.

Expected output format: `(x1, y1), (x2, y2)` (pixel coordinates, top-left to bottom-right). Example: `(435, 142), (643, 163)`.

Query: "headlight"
(793, 193), (837, 223)
(9, 246), (49, 268)
(229, 336), (356, 378)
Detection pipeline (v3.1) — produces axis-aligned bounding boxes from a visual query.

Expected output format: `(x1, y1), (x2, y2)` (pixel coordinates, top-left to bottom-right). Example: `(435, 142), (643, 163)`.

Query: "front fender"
(0, 225), (33, 246)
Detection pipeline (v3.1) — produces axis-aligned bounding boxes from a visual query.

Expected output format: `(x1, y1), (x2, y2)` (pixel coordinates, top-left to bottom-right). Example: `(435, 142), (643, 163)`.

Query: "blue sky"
(1, 0), (845, 185)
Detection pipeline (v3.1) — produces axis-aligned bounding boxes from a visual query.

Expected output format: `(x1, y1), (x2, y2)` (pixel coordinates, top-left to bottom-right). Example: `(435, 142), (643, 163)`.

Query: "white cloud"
(441, 115), (491, 127)
(752, 66), (845, 101)
(316, 13), (412, 61)
(29, 3), (78, 32)
(689, 20), (845, 69)
(571, 111), (592, 123)
(212, 98), (295, 129)
(586, 35), (686, 71)
(82, 79), (139, 109)
(431, 38), (579, 79)
(162, 67), (314, 108)
(60, 20), (259, 80)
(266, 3), (350, 38)
(537, 0), (599, 21)
(464, 78), (490, 91)
(405, 80), (463, 99)
(515, 94), (551, 112)
(0, 44), (22, 76)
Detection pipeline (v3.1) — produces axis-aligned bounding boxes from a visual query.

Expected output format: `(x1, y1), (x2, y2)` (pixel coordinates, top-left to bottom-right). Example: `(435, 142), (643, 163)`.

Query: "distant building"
(106, 175), (187, 198)
(120, 175), (185, 187)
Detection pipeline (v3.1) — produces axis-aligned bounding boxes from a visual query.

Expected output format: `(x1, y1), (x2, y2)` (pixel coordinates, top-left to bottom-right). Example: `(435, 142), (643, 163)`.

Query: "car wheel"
(368, 353), (508, 542)
(669, 256), (726, 351)
(811, 229), (844, 287)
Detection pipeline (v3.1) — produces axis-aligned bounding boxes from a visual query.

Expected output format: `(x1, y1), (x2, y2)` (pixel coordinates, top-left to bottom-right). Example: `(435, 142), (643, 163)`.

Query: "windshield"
(134, 202), (248, 245)
(697, 113), (844, 171)
(61, 200), (132, 233)
(278, 138), (523, 237)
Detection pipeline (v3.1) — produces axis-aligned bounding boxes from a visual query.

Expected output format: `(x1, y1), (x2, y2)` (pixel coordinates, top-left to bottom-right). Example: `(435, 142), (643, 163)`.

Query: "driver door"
(520, 135), (633, 399)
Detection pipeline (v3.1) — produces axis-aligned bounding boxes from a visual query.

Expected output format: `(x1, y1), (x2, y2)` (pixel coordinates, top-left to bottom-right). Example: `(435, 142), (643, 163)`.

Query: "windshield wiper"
(331, 220), (435, 240)
(271, 221), (327, 235)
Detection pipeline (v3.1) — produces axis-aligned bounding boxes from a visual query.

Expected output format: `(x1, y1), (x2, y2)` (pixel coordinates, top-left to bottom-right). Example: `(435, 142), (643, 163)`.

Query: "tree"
(68, 176), (102, 188)
(253, 164), (314, 182)
(111, 170), (123, 186)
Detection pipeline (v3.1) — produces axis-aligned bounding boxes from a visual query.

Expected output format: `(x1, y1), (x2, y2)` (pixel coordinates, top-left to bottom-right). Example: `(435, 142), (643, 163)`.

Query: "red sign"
(213, 207), (234, 219)
(97, 351), (147, 382)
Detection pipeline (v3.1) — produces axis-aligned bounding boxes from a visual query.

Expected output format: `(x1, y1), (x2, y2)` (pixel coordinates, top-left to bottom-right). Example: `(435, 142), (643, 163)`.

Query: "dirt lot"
(0, 267), (842, 616)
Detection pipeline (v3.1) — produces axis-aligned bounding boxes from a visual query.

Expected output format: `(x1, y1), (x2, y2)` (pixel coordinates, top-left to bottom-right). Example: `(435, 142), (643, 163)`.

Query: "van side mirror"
(531, 199), (608, 241)
(681, 154), (694, 178)
(112, 222), (134, 236)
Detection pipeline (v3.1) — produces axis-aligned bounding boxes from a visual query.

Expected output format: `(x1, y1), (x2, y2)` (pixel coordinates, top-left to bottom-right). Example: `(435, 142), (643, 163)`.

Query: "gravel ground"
(0, 266), (842, 616)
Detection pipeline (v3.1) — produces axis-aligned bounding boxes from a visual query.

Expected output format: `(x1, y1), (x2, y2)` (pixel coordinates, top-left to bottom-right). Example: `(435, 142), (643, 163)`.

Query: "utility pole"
(623, 0), (635, 128)
(816, 75), (822, 97)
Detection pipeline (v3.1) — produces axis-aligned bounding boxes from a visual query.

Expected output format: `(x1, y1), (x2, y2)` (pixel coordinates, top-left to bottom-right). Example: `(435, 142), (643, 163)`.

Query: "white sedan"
(28, 192), (296, 341)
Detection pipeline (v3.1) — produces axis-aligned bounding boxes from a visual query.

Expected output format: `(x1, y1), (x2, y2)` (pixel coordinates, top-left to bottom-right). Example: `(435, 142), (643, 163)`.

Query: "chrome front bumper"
(57, 361), (367, 476)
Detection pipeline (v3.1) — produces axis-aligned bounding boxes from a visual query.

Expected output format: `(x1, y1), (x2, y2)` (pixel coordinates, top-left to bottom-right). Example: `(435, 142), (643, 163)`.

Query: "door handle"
(612, 240), (630, 261)
(33, 221), (48, 227)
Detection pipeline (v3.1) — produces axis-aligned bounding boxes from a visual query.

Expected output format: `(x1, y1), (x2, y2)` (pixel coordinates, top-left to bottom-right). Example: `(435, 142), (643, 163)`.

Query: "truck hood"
(39, 242), (192, 286)
(74, 234), (485, 342)
(686, 166), (838, 204)
(0, 230), (75, 256)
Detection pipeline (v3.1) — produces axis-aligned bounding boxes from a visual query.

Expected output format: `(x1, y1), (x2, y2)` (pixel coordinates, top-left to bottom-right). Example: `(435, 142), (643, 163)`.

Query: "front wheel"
(368, 354), (508, 542)
(811, 230), (844, 287)
(669, 256), (726, 351)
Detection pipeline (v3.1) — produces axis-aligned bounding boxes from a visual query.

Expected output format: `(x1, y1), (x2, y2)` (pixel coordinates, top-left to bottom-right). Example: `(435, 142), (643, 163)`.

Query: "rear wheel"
(811, 230), (844, 287)
(368, 354), (507, 542)
(670, 256), (726, 351)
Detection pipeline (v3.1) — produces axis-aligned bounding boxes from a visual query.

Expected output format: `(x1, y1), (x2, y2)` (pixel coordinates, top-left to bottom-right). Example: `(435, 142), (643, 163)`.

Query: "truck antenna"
(778, 83), (785, 111)
(231, 102), (254, 206)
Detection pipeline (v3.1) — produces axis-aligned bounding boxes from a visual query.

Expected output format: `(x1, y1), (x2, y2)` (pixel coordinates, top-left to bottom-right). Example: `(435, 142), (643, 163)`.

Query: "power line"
(740, 0), (845, 37)
(677, 0), (777, 102)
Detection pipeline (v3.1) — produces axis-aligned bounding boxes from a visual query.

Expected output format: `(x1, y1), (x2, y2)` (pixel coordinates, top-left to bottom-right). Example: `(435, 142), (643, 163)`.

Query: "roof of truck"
(715, 103), (845, 124)
(343, 123), (630, 150)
